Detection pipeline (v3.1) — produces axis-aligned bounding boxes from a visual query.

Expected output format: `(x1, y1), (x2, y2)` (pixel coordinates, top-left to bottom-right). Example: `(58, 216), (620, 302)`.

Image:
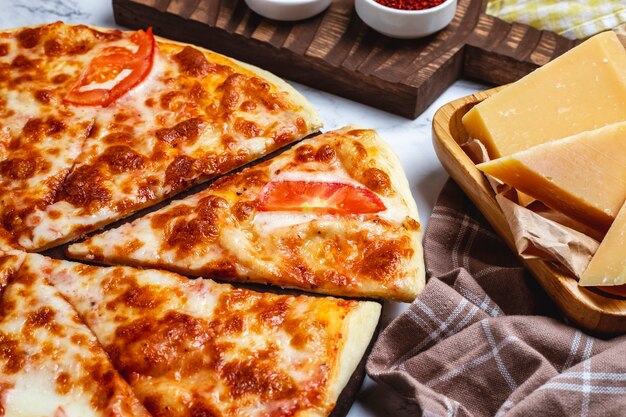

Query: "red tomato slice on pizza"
(64, 28), (155, 107)
(257, 180), (386, 214)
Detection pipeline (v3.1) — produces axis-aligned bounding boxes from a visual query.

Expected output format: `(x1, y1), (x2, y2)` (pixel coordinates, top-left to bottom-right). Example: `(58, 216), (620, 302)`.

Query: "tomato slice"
(257, 180), (386, 215)
(64, 28), (155, 107)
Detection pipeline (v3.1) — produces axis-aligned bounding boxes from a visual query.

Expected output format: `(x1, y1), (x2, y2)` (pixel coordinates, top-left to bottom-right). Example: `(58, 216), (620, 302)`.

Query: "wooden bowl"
(432, 88), (626, 335)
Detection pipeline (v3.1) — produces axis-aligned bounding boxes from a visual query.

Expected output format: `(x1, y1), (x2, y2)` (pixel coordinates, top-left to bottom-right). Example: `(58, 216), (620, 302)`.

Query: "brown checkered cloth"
(366, 180), (626, 417)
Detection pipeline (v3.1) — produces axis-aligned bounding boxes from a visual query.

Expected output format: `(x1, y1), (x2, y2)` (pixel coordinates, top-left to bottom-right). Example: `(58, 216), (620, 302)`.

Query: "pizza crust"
(330, 301), (382, 403)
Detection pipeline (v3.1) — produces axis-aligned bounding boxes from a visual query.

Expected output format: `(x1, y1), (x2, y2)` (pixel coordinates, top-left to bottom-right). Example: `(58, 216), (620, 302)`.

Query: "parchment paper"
(461, 139), (599, 278)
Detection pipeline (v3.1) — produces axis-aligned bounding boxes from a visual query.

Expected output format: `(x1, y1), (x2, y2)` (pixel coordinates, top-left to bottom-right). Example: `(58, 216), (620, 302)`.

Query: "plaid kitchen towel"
(486, 0), (626, 40)
(366, 179), (626, 417)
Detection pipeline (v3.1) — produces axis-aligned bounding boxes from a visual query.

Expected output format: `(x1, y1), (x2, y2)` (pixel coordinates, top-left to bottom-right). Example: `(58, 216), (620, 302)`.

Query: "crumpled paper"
(462, 139), (599, 278)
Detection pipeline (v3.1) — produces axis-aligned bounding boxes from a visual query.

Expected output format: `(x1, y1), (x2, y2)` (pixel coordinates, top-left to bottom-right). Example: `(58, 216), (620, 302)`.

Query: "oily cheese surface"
(0, 253), (151, 417)
(44, 257), (381, 417)
(0, 22), (321, 251)
(68, 126), (425, 302)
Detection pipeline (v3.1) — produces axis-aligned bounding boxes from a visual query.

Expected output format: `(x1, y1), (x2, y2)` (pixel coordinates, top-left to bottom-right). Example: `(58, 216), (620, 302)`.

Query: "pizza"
(68, 127), (425, 302)
(0, 252), (380, 417)
(0, 22), (321, 251)
(0, 21), (423, 416)
(0, 252), (151, 417)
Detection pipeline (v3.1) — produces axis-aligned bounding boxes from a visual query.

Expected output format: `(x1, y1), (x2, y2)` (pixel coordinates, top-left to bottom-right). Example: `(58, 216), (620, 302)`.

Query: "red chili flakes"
(375, 0), (446, 10)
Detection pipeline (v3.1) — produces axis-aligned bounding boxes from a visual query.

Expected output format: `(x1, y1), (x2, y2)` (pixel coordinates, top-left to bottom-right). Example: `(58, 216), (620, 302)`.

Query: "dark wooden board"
(112, 0), (578, 119)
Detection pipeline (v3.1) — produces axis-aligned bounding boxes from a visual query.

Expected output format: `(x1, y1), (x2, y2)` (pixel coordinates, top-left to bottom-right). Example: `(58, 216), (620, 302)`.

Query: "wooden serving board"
(432, 89), (626, 335)
(112, 0), (578, 119)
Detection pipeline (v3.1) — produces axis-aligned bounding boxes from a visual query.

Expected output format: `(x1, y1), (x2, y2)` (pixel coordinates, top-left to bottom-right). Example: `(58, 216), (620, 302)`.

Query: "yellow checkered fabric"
(486, 0), (626, 39)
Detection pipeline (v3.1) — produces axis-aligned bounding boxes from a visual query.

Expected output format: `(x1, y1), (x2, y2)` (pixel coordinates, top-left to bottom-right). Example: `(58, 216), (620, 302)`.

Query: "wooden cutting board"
(112, 0), (578, 119)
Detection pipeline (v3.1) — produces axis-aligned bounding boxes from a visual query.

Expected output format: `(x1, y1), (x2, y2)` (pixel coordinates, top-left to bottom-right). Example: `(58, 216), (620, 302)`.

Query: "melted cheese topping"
(0, 24), (99, 246)
(68, 127), (424, 302)
(0, 253), (150, 417)
(0, 22), (321, 250)
(45, 257), (379, 417)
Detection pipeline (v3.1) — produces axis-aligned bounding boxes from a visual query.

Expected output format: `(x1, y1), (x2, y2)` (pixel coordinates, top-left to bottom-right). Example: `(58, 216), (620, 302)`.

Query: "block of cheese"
(579, 202), (626, 286)
(477, 121), (626, 232)
(462, 31), (626, 158)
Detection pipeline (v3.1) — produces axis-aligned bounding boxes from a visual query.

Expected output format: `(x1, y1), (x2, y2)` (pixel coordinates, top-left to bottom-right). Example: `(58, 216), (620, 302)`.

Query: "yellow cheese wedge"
(579, 203), (626, 286)
(477, 122), (626, 232)
(462, 31), (626, 158)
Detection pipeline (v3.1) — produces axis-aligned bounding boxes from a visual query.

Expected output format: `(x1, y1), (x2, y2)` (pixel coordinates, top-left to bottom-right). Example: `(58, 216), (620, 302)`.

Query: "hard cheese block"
(477, 121), (626, 232)
(462, 31), (626, 158)
(579, 202), (626, 286)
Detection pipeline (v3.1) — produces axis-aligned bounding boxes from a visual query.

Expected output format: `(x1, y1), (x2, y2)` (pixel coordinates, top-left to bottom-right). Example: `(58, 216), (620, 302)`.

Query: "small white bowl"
(245, 0), (332, 21)
(355, 0), (457, 39)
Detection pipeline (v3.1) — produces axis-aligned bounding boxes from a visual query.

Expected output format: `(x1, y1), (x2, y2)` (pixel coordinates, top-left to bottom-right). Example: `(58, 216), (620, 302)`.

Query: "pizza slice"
(0, 253), (151, 417)
(0, 23), (106, 245)
(68, 126), (424, 301)
(44, 257), (381, 417)
(12, 23), (321, 251)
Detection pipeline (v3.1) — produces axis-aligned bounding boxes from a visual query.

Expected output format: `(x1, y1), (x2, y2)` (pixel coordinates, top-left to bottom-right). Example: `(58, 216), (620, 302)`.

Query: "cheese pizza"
(0, 21), (418, 417)
(0, 253), (151, 417)
(39, 256), (381, 417)
(68, 126), (425, 302)
(0, 22), (321, 251)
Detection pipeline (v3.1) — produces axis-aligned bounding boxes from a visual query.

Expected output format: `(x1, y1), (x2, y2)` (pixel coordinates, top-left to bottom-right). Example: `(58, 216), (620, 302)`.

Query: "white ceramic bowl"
(355, 0), (457, 39)
(245, 0), (332, 21)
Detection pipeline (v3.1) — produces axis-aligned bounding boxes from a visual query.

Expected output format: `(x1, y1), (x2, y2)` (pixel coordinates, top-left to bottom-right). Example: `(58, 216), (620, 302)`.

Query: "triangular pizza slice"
(0, 253), (151, 417)
(44, 257), (381, 417)
(68, 127), (424, 301)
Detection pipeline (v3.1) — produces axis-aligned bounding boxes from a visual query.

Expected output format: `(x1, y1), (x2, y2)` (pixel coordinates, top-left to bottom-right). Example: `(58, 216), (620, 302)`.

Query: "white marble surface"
(1, 1), (487, 416)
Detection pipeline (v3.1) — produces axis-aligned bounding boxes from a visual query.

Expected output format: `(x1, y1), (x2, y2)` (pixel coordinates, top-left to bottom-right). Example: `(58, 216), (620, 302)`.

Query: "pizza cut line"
(0, 251), (152, 417)
(0, 251), (381, 417)
(68, 127), (426, 302)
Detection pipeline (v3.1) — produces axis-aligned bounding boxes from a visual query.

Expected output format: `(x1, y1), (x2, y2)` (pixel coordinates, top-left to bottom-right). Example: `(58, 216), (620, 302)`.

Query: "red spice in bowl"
(374, 0), (446, 10)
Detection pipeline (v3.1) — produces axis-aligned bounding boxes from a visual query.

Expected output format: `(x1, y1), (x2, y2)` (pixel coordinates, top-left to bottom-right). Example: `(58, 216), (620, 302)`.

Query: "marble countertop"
(2, 0), (487, 415)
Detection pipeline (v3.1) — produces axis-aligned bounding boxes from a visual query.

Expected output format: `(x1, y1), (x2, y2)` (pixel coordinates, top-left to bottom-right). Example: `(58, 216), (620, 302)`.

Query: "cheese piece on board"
(462, 31), (626, 158)
(477, 122), (626, 232)
(579, 203), (626, 286)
